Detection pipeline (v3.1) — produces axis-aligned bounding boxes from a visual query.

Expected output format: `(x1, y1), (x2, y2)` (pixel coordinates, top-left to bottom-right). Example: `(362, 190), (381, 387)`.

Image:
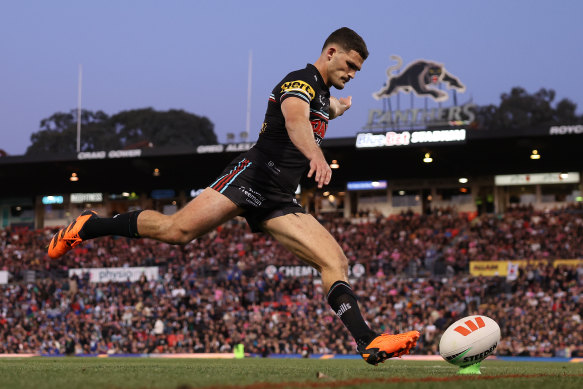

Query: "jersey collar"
(306, 63), (329, 92)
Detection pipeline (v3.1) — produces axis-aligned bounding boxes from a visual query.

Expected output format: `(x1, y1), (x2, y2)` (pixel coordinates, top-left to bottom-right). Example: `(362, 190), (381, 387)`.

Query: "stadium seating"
(0, 205), (581, 357)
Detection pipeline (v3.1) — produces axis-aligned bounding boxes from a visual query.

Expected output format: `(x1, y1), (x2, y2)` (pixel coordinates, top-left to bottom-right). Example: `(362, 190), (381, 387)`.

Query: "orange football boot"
(358, 330), (420, 365)
(47, 210), (97, 259)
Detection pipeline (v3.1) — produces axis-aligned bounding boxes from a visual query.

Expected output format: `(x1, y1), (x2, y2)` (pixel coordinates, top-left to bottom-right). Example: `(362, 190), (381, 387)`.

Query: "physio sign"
(69, 267), (159, 283)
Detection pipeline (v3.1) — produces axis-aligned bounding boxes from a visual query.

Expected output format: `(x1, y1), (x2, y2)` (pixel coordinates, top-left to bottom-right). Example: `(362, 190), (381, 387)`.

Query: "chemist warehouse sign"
(265, 264), (365, 279)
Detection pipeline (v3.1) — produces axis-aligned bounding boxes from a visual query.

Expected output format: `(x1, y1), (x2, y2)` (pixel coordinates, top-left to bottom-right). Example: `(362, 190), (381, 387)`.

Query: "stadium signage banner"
(469, 262), (507, 276)
(366, 55), (475, 129)
(0, 271), (8, 285)
(70, 193), (103, 203)
(264, 264), (365, 279)
(196, 142), (256, 154)
(470, 259), (582, 276)
(77, 149), (142, 160)
(494, 172), (580, 186)
(69, 267), (159, 283)
(356, 129), (466, 148)
(347, 180), (387, 191)
(42, 195), (64, 205)
(365, 103), (476, 129)
(548, 125), (583, 135)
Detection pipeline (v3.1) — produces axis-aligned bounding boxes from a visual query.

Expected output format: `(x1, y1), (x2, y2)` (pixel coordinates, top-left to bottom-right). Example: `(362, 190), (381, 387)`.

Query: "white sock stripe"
(327, 281), (351, 300)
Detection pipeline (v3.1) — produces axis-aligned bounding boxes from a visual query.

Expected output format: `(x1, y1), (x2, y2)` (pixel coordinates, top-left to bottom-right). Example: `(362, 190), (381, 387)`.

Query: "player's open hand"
(307, 155), (332, 188)
(337, 96), (352, 112)
(331, 96), (352, 118)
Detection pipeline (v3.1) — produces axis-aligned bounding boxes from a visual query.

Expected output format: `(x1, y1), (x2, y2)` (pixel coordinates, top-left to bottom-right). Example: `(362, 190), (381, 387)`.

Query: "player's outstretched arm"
(281, 97), (331, 188)
(329, 96), (352, 119)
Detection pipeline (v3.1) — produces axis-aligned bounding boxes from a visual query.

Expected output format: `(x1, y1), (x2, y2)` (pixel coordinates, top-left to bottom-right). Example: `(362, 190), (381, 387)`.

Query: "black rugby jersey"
(250, 63), (330, 192)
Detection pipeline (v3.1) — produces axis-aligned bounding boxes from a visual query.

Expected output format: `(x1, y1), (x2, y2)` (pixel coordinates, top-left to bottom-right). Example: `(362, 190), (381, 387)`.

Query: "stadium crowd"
(0, 205), (582, 357)
(3, 204), (583, 279)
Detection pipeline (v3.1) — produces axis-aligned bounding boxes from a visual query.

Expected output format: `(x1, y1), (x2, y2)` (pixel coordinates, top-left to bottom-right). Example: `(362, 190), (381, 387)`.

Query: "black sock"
(327, 280), (377, 350)
(79, 210), (143, 239)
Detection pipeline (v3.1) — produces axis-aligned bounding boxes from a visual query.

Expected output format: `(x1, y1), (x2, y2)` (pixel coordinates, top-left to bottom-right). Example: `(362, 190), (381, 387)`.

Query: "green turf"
(0, 358), (581, 389)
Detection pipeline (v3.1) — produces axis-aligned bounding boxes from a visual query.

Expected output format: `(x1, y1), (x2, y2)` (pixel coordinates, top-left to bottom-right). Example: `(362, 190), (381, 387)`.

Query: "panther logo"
(373, 56), (465, 102)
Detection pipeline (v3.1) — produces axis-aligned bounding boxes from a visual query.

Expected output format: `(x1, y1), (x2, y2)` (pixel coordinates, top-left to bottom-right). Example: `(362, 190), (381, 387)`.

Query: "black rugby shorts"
(209, 153), (305, 232)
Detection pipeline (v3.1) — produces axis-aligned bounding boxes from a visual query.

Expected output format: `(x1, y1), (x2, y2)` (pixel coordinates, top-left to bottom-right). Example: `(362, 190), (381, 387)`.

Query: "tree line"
(475, 87), (581, 130)
(24, 87), (582, 156)
(25, 108), (217, 156)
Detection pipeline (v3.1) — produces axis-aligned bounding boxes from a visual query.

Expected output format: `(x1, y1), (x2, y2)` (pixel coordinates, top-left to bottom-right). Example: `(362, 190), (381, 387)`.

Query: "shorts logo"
(373, 56), (465, 103)
(281, 80), (315, 101)
(239, 186), (265, 207)
(266, 161), (281, 175)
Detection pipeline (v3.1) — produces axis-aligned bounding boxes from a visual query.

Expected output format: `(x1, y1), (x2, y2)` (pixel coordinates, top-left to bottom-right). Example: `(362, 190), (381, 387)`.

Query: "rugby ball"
(439, 315), (500, 367)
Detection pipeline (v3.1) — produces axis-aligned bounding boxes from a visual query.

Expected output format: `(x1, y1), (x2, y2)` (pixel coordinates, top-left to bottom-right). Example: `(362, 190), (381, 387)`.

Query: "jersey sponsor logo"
(281, 80), (315, 101)
(311, 119), (327, 143)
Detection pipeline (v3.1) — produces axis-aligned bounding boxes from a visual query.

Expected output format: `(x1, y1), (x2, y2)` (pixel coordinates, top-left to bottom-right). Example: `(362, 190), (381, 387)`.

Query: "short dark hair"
(322, 27), (369, 60)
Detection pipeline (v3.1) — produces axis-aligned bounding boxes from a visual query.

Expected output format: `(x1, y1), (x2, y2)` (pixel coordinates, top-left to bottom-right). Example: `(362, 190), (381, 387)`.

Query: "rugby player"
(48, 27), (420, 365)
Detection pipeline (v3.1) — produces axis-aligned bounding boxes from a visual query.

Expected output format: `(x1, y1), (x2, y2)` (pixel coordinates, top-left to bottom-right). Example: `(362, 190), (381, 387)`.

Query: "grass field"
(0, 358), (581, 389)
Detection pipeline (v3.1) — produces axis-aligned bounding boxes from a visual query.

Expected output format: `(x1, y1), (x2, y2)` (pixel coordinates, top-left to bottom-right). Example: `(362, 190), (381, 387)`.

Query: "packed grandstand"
(1, 204), (581, 357)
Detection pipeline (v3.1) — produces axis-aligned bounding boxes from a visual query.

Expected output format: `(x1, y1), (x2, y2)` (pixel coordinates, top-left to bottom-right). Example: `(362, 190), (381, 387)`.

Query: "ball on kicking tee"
(439, 315), (501, 367)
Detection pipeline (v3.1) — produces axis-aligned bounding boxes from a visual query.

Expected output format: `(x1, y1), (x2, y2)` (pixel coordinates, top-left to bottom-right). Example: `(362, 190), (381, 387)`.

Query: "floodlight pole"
(76, 64), (83, 153)
(245, 50), (252, 135)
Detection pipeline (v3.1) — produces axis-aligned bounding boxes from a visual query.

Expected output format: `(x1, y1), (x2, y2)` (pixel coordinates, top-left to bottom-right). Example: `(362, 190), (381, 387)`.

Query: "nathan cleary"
(48, 27), (420, 364)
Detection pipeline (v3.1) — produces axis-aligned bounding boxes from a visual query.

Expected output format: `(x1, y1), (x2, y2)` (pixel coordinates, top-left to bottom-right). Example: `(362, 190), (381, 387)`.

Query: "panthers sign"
(373, 55), (465, 102)
(366, 55), (475, 130)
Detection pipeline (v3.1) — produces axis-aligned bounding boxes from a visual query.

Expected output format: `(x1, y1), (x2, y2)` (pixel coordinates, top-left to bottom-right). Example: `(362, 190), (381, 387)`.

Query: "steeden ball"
(439, 315), (501, 367)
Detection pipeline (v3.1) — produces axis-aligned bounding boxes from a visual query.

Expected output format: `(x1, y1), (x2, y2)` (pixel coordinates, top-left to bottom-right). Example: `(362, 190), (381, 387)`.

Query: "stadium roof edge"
(0, 123), (579, 164)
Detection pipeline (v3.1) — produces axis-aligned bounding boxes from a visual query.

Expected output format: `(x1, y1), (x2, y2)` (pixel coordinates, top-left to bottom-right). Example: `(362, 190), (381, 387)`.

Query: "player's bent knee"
(320, 253), (349, 276)
(337, 256), (349, 275)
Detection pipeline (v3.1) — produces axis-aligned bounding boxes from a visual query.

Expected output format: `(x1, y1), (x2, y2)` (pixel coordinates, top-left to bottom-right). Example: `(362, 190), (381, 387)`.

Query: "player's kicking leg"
(262, 212), (420, 365)
(48, 188), (242, 259)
